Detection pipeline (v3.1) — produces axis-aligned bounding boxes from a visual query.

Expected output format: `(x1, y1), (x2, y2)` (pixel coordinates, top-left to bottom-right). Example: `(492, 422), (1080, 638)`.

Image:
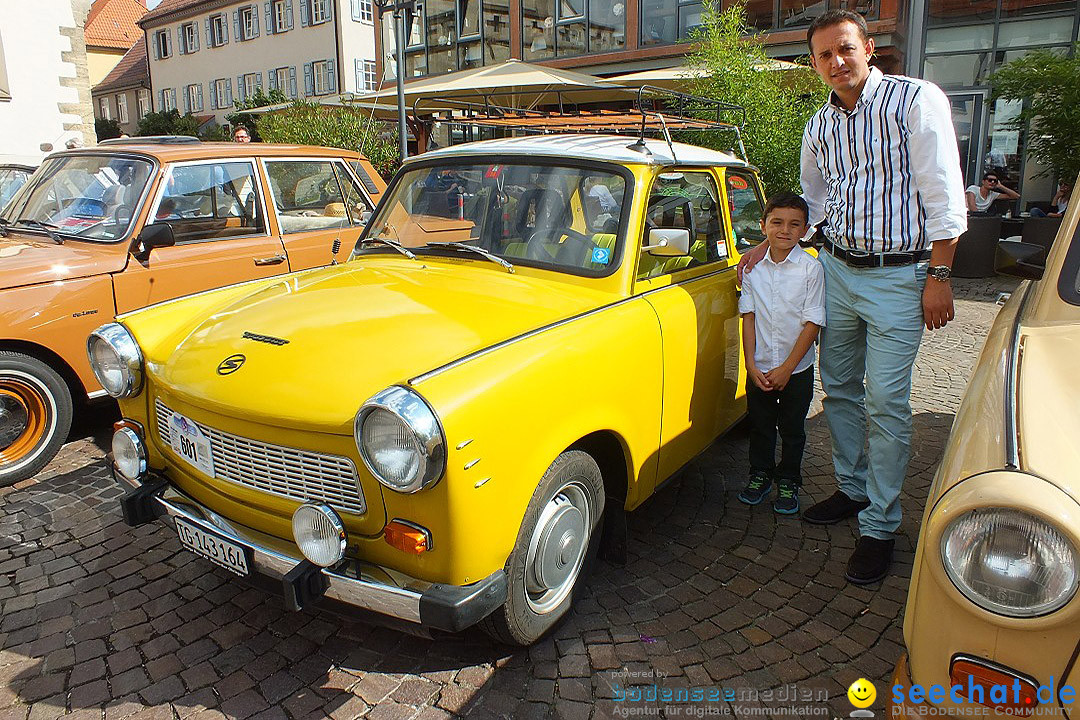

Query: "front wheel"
(480, 450), (605, 646)
(0, 352), (73, 487)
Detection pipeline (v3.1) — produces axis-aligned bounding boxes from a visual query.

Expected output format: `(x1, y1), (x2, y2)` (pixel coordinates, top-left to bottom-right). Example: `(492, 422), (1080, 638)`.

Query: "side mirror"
(996, 240), (1045, 281)
(642, 228), (691, 257)
(133, 223), (175, 261)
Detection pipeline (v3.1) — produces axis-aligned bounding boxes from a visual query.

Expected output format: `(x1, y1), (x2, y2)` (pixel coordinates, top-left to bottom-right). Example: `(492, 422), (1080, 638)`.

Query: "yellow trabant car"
(891, 179), (1080, 716)
(88, 135), (765, 645)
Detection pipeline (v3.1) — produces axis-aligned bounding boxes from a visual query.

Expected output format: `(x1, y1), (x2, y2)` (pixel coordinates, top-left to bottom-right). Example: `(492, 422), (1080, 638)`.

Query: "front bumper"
(117, 471), (506, 633)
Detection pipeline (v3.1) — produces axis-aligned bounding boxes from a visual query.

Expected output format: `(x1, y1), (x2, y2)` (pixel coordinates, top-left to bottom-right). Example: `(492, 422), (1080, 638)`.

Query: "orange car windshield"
(354, 162), (627, 274)
(5, 155), (152, 242)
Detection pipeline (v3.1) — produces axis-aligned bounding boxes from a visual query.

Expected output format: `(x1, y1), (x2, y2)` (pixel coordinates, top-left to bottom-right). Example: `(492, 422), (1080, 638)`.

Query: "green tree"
(685, 3), (826, 194)
(989, 46), (1080, 183)
(256, 101), (400, 179)
(95, 117), (122, 141)
(227, 88), (290, 140)
(136, 109), (202, 137)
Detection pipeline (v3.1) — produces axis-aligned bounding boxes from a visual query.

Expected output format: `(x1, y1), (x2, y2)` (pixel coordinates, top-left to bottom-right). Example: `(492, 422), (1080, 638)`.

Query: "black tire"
(480, 450), (605, 646)
(0, 351), (74, 487)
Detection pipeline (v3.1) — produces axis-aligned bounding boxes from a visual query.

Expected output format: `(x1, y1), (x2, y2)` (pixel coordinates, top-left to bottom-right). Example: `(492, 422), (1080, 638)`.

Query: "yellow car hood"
(151, 258), (614, 434)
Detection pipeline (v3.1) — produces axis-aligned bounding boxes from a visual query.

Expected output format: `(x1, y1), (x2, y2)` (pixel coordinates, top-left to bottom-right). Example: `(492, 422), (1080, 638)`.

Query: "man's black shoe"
(845, 536), (895, 585)
(802, 490), (871, 525)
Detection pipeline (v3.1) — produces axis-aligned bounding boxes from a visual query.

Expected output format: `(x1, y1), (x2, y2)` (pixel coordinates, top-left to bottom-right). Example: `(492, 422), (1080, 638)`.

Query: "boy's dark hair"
(807, 10), (869, 52)
(763, 192), (809, 224)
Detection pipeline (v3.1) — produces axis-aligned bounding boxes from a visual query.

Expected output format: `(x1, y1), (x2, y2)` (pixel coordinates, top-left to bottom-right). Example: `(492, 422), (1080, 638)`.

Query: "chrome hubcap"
(525, 480), (592, 614)
(0, 392), (30, 452)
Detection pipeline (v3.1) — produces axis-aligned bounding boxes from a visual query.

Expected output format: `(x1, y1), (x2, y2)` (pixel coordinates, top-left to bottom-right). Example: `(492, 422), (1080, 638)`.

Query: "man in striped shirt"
(741, 10), (967, 585)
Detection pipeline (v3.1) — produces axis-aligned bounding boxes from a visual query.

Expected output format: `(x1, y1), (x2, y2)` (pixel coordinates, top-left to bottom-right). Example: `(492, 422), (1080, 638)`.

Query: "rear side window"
(726, 170), (765, 252)
(265, 160), (365, 234)
(153, 161), (265, 243)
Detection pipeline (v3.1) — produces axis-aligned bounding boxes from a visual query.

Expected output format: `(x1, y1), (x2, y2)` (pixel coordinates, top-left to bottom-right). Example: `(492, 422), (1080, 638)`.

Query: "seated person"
(966, 172), (1019, 215)
(1031, 182), (1071, 217)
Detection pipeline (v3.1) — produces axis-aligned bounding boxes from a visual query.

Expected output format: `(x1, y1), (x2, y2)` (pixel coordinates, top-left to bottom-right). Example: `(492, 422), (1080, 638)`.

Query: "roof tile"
(92, 35), (149, 93)
(85, 0), (148, 50)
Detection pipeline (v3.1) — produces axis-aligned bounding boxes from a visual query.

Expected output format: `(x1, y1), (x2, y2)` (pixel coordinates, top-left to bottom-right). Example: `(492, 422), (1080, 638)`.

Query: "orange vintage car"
(0, 138), (384, 485)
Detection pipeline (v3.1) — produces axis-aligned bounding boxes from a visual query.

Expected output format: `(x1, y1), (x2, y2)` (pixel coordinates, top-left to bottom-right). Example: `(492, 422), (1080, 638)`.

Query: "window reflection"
(589, 0), (625, 50)
(484, 2), (511, 61)
(459, 0), (480, 36)
(926, 0), (995, 26)
(923, 52), (994, 88)
(641, 0), (677, 44)
(780, 0), (829, 27)
(1001, 0), (1077, 17)
(523, 0), (555, 58)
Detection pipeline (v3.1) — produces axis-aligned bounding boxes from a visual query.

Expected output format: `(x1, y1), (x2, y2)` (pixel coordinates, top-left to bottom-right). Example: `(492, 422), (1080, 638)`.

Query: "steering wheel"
(112, 205), (133, 228)
(525, 226), (593, 262)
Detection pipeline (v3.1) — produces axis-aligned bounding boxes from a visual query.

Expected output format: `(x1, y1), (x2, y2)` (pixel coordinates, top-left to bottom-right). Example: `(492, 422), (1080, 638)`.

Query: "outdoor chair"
(952, 216), (1002, 278)
(1020, 216), (1063, 260)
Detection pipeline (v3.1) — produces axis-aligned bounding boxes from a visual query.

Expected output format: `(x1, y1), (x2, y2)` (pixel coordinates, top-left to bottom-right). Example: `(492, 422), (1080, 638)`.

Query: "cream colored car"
(891, 178), (1080, 718)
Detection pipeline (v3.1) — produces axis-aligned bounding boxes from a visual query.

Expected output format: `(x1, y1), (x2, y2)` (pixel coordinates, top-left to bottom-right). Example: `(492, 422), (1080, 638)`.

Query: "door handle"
(254, 254), (286, 266)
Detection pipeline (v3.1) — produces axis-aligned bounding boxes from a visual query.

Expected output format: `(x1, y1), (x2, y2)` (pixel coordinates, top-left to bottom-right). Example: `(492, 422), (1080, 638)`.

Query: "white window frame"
(98, 96), (111, 120)
(211, 14), (229, 46)
(363, 60), (377, 91)
(187, 84), (201, 112)
(117, 94), (129, 123)
(274, 66), (291, 94)
(242, 73), (259, 101)
(155, 29), (171, 58)
(274, 0), (289, 31)
(162, 88), (176, 112)
(313, 60), (331, 95)
(359, 0), (374, 22)
(240, 5), (257, 39)
(312, 0), (329, 24)
(214, 78), (231, 108)
(138, 89), (150, 118)
(182, 22), (197, 53)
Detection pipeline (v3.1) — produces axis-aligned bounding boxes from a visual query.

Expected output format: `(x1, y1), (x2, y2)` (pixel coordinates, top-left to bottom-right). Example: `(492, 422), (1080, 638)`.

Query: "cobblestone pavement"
(0, 277), (1019, 720)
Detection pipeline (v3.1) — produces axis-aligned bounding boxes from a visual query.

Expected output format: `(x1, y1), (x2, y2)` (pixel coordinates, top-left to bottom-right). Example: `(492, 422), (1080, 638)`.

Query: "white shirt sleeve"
(908, 83), (968, 243)
(738, 273), (755, 316)
(801, 259), (826, 327)
(800, 122), (827, 229)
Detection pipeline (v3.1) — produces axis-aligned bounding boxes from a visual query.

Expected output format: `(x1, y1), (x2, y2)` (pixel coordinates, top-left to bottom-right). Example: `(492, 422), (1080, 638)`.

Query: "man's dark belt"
(822, 238), (930, 268)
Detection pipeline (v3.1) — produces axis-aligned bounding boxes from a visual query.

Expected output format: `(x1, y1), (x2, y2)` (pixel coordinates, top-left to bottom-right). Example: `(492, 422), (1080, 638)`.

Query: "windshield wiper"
(14, 219), (66, 245)
(425, 241), (515, 273)
(357, 236), (417, 260)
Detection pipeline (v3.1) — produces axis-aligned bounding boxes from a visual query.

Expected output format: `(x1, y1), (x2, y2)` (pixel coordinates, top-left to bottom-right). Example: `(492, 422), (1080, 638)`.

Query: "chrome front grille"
(155, 399), (366, 515)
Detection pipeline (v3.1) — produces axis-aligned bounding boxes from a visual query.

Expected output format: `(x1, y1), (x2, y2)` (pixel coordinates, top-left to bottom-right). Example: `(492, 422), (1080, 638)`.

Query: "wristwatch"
(928, 265), (952, 282)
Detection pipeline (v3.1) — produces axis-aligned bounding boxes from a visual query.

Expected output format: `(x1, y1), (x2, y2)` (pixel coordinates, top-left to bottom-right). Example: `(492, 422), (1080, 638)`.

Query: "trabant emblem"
(217, 354), (246, 375)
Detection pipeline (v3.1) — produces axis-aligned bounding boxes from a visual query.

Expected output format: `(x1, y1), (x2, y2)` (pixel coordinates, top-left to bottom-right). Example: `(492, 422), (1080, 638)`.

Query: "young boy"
(737, 193), (825, 514)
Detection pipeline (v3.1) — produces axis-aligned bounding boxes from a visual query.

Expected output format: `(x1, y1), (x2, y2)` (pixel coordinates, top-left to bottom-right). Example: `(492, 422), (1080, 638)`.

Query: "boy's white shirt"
(738, 246), (826, 375)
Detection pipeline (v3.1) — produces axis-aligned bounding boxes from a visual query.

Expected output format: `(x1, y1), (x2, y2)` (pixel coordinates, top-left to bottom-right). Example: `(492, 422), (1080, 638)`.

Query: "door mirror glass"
(134, 223), (175, 259)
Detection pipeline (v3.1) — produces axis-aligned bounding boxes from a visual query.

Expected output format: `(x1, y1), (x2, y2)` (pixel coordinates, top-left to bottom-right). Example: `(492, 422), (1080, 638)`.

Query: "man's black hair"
(763, 192), (809, 224)
(807, 10), (869, 52)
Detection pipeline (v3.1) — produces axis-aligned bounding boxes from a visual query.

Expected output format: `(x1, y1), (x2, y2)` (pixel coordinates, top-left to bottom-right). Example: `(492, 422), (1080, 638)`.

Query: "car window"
(152, 161), (265, 244)
(265, 160), (359, 235)
(726, 170), (765, 252)
(332, 162), (374, 224)
(0, 168), (30, 210)
(638, 170), (727, 280)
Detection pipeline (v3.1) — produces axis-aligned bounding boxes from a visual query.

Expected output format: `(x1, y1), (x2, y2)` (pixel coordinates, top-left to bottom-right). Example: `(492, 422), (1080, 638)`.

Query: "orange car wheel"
(0, 352), (73, 487)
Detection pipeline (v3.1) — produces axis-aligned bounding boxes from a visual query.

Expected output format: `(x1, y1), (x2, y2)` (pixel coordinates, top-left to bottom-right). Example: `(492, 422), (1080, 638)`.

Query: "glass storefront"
(383, 0), (512, 78)
(524, 0), (625, 58)
(641, 0), (875, 45)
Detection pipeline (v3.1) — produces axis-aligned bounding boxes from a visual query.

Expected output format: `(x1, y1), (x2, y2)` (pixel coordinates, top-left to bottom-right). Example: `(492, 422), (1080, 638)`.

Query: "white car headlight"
(87, 324), (143, 398)
(111, 426), (147, 483)
(942, 507), (1078, 617)
(354, 386), (445, 493)
(292, 503), (347, 567)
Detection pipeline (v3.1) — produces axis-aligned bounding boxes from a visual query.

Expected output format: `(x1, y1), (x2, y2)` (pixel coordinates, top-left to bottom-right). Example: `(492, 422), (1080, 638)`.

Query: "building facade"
(140, 0), (378, 125)
(92, 36), (150, 135)
(85, 0), (147, 86)
(0, 0), (95, 160)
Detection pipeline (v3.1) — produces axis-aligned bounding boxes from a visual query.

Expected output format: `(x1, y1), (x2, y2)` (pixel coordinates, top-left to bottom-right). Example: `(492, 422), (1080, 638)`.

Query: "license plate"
(174, 517), (250, 576)
(169, 412), (214, 478)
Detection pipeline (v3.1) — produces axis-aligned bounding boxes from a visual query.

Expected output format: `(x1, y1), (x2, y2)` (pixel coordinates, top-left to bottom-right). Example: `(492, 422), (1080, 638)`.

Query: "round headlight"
(111, 427), (147, 483)
(87, 324), (143, 398)
(292, 504), (347, 567)
(942, 507), (1078, 617)
(354, 386), (445, 494)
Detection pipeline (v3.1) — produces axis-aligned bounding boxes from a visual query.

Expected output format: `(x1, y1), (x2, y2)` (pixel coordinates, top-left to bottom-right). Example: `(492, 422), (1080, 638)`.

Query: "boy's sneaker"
(738, 471), (773, 505)
(773, 482), (800, 515)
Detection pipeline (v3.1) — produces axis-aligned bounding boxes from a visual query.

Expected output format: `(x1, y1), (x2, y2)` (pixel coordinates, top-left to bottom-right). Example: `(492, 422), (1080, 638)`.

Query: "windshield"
(355, 162), (628, 274)
(4, 155), (152, 241)
(0, 167), (31, 212)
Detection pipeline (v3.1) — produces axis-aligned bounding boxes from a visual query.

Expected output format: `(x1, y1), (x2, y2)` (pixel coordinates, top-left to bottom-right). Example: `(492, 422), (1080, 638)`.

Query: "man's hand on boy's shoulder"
(737, 242), (769, 283)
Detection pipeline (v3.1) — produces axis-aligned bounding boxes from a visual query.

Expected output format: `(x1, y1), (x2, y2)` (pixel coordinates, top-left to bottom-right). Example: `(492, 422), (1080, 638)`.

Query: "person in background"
(1031, 182), (1072, 217)
(966, 172), (1019, 214)
(233, 126), (251, 143)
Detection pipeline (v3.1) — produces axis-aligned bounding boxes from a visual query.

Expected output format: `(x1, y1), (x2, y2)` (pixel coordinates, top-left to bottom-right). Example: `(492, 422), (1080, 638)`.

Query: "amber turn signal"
(384, 520), (431, 554)
(950, 658), (1038, 715)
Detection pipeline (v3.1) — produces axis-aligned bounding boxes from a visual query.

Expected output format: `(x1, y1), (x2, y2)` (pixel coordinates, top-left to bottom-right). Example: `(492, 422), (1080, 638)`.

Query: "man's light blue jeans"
(818, 251), (927, 540)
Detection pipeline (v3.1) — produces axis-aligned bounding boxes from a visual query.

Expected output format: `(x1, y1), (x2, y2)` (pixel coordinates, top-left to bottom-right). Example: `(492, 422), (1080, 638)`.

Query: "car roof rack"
(98, 135), (202, 145)
(414, 85), (748, 161)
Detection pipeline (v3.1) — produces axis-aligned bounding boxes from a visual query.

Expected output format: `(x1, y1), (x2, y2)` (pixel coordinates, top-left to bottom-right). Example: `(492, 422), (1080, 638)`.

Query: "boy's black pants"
(746, 365), (815, 485)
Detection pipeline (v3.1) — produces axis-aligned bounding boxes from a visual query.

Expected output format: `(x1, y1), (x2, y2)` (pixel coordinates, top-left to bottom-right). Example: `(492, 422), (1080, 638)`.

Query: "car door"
(635, 168), (745, 488)
(262, 158), (373, 271)
(113, 159), (289, 314)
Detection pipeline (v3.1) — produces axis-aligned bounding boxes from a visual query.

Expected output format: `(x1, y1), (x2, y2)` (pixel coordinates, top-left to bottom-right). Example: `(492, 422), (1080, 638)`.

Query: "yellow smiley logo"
(848, 678), (877, 708)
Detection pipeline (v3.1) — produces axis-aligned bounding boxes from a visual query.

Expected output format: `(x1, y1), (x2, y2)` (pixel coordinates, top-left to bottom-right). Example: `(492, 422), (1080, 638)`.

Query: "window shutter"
(327, 59), (336, 93)
(226, 79), (234, 106)
(166, 31), (173, 57)
(351, 0), (360, 20)
(177, 27), (185, 54)
(237, 75), (245, 102)
(152, 33), (160, 59)
(268, 69), (277, 91)
(193, 25), (200, 51)
(289, 66), (297, 97)
(183, 86), (190, 112)
(210, 82), (218, 109)
(205, 18), (212, 46)
(170, 89), (177, 111)
(158, 89), (164, 109)
(322, 0), (332, 21)
(303, 62), (314, 95)
(233, 10), (241, 40)
(265, 1), (273, 32)
(256, 72), (263, 93)
(286, 0), (294, 28)
(197, 84), (203, 110)
(355, 58), (362, 91)
(300, 0), (310, 26)
(252, 7), (261, 36)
